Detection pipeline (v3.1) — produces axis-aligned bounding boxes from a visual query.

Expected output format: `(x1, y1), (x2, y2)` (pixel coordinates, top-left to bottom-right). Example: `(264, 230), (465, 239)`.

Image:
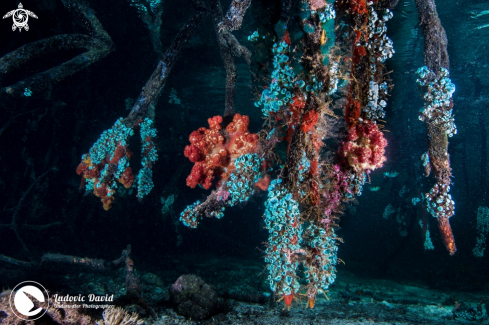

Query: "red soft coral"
(184, 114), (259, 189)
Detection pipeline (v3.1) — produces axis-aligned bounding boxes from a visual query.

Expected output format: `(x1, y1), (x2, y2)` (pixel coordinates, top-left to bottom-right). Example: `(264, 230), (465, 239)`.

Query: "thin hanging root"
(323, 108), (338, 119)
(294, 294), (302, 308)
(322, 290), (330, 300)
(335, 236), (345, 243)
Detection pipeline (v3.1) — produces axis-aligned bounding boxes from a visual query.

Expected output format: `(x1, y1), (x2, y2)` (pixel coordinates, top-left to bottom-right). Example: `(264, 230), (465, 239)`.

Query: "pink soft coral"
(339, 120), (387, 172)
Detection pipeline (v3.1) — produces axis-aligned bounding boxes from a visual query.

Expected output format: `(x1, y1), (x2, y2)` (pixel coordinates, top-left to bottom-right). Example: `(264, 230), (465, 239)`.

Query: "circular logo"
(9, 281), (49, 320)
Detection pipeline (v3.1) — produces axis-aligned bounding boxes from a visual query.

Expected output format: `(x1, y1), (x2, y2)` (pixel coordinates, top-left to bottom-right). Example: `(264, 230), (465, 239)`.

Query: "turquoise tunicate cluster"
(328, 62), (339, 95)
(89, 118), (135, 165)
(180, 200), (201, 228)
(114, 156), (130, 179)
(96, 174), (116, 196)
(130, 0), (162, 14)
(345, 171), (366, 198)
(140, 118), (158, 168)
(421, 152), (430, 167)
(255, 41), (297, 116)
(84, 176), (95, 192)
(135, 118), (158, 200)
(365, 80), (388, 121)
(247, 30), (259, 42)
(303, 22), (315, 34)
(296, 151), (310, 182)
(425, 183), (455, 219)
(210, 205), (225, 219)
(136, 167), (154, 200)
(412, 197), (421, 205)
(299, 1), (311, 20)
(264, 179), (302, 296)
(266, 128), (276, 140)
(132, 118), (158, 200)
(416, 66), (457, 137)
(306, 76), (323, 95)
(23, 88), (32, 97)
(227, 153), (264, 205)
(366, 8), (394, 63)
(303, 223), (338, 293)
(319, 4), (336, 22)
(180, 153), (265, 228)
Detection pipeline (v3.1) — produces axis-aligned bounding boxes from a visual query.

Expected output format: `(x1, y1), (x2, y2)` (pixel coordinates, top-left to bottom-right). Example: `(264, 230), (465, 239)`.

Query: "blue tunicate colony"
(255, 41), (298, 116)
(264, 179), (302, 296)
(140, 118), (158, 168)
(416, 66), (457, 137)
(136, 166), (153, 200)
(255, 5), (339, 117)
(361, 6), (394, 121)
(365, 80), (388, 121)
(296, 151), (310, 182)
(180, 153), (264, 228)
(82, 119), (135, 197)
(247, 30), (259, 42)
(421, 152), (430, 167)
(305, 77), (324, 94)
(179, 200), (201, 228)
(89, 118), (134, 165)
(366, 8), (394, 63)
(130, 0), (162, 14)
(137, 118), (158, 200)
(425, 183), (455, 219)
(227, 153), (264, 205)
(343, 172), (366, 198)
(318, 4), (336, 23)
(303, 223), (338, 293)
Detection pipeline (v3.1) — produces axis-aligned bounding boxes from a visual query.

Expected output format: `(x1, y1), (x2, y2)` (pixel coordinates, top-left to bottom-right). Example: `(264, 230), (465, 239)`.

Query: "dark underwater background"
(0, 0), (488, 323)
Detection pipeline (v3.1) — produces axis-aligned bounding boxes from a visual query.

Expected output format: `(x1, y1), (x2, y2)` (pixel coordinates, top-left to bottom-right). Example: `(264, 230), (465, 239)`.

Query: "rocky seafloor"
(0, 253), (487, 324)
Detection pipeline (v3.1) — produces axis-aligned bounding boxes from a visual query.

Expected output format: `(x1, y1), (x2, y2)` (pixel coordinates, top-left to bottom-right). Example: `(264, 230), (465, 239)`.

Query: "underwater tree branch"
(179, 0), (395, 309)
(219, 0), (252, 31)
(414, 0), (449, 71)
(0, 244), (132, 271)
(0, 254), (35, 268)
(40, 246), (157, 318)
(77, 0), (208, 210)
(125, 0), (208, 125)
(1, 0), (114, 98)
(129, 0), (165, 57)
(415, 0), (457, 255)
(208, 0), (251, 118)
(39, 245), (134, 271)
(0, 242), (147, 305)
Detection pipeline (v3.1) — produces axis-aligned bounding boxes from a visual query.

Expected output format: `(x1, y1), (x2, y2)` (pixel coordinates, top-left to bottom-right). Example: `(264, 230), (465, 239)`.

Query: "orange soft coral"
(76, 143), (134, 210)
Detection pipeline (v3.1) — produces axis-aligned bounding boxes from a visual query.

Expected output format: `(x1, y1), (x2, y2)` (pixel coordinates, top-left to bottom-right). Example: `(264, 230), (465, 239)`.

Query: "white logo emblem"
(3, 3), (38, 32)
(9, 281), (49, 320)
